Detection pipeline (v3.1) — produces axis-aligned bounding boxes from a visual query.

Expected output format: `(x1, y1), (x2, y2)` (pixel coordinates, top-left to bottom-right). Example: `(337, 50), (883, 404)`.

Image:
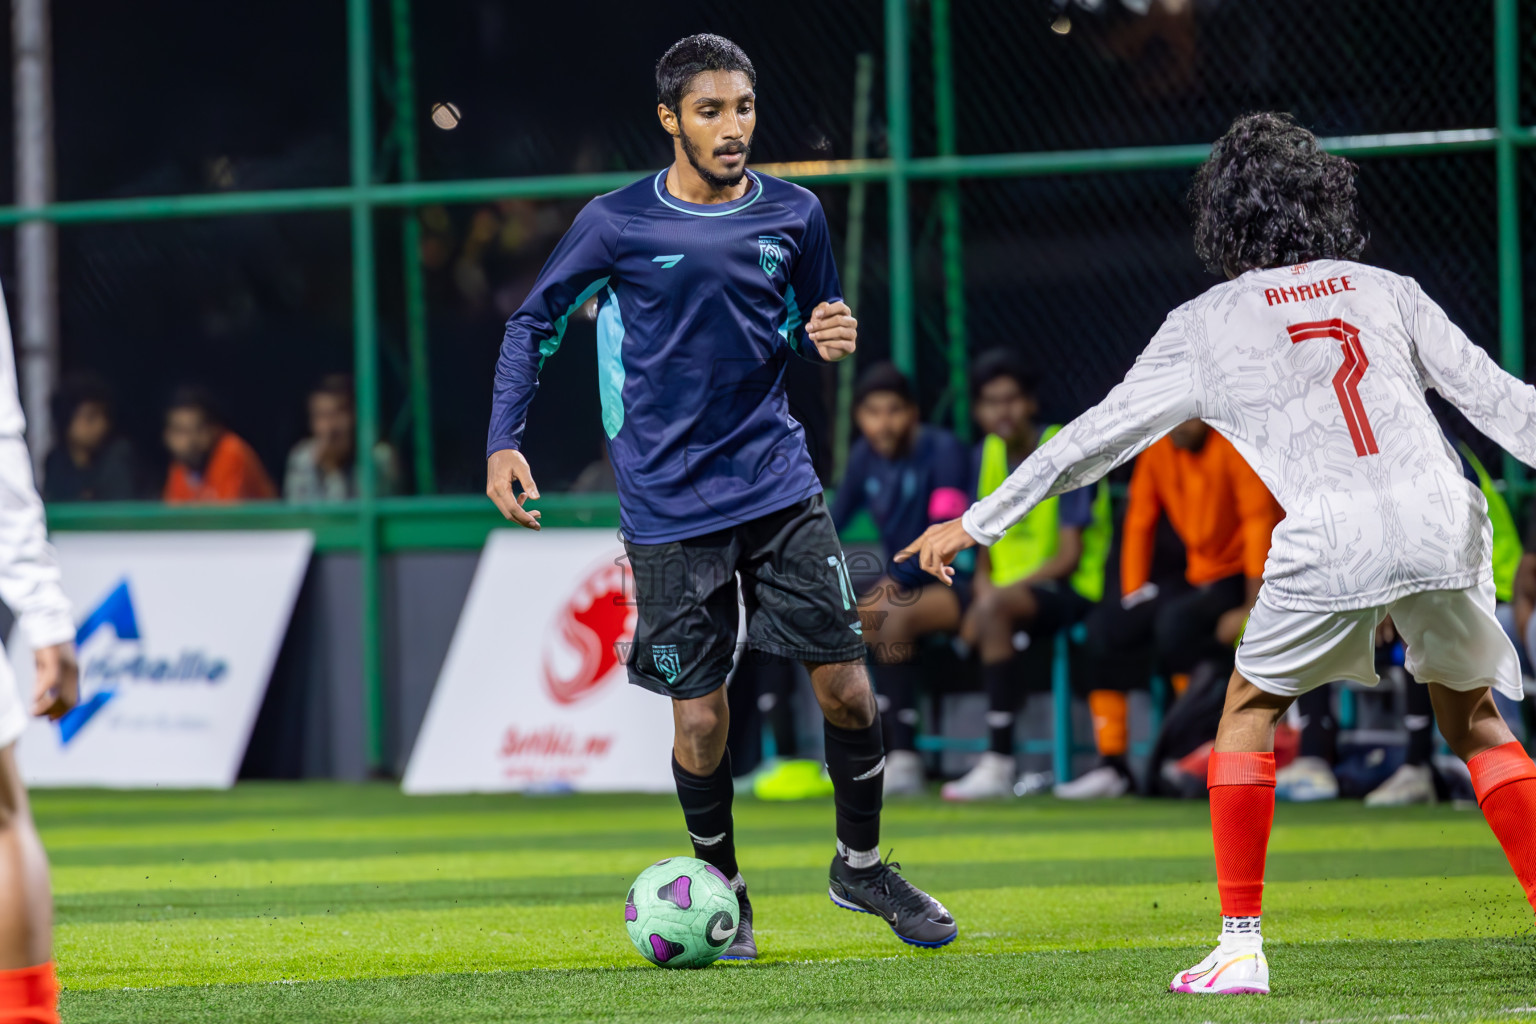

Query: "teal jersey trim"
(652, 169), (764, 218)
(778, 284), (803, 350)
(543, 276), (611, 368)
(596, 285), (627, 439)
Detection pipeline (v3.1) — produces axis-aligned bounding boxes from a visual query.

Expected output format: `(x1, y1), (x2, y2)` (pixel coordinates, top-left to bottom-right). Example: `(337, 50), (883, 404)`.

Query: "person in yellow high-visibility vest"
(940, 351), (1113, 802)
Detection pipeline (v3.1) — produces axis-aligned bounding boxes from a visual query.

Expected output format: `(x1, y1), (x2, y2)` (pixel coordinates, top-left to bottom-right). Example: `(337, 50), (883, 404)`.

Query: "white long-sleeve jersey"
(0, 287), (73, 648)
(962, 259), (1536, 613)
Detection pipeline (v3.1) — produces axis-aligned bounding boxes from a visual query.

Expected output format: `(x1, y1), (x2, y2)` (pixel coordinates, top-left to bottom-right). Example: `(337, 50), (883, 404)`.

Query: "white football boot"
(940, 752), (1016, 801)
(1169, 941), (1270, 995)
(1274, 755), (1338, 802)
(1364, 762), (1436, 807)
(1052, 764), (1130, 800)
(882, 749), (926, 797)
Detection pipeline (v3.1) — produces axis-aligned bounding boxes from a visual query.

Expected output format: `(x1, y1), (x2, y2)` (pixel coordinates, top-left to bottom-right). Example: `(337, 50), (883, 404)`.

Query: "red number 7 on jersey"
(1287, 319), (1379, 457)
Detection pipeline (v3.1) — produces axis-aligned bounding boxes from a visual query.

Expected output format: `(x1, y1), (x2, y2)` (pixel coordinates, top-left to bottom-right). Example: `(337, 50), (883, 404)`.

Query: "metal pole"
(932, 0), (968, 440)
(1051, 632), (1073, 784)
(834, 54), (876, 483)
(884, 0), (914, 379)
(348, 0), (385, 773)
(13, 0), (55, 476)
(391, 0), (435, 495)
(1495, 0), (1524, 490)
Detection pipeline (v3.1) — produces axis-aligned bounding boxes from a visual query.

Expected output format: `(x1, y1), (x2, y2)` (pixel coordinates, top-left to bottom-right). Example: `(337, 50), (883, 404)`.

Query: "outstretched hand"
(486, 448), (542, 530)
(894, 519), (978, 586)
(807, 300), (857, 361)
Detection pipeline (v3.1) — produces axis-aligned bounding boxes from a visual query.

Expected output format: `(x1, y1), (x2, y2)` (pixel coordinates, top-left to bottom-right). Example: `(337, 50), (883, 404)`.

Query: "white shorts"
(1235, 577), (1524, 702)
(0, 651), (22, 749)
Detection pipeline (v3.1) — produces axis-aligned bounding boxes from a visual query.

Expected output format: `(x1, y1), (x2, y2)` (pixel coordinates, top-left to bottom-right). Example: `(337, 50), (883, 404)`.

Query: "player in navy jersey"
(831, 364), (973, 795)
(486, 34), (955, 956)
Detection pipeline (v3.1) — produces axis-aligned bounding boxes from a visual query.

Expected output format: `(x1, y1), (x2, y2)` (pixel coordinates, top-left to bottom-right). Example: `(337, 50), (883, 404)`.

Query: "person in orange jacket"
(1057, 419), (1282, 799)
(162, 387), (276, 504)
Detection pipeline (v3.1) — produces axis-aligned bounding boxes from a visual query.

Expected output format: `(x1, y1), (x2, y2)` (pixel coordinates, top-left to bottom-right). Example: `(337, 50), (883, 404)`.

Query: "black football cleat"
(718, 881), (757, 960)
(828, 852), (957, 948)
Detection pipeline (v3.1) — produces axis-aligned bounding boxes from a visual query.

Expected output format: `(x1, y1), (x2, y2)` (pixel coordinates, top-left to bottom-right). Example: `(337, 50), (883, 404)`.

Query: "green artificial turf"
(35, 785), (1536, 1022)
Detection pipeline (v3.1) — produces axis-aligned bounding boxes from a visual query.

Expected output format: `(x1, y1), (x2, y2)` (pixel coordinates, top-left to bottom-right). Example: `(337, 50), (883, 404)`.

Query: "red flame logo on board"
(542, 559), (636, 705)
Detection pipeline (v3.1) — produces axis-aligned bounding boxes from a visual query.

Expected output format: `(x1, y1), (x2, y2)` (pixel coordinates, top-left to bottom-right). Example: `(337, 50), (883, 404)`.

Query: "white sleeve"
(962, 312), (1201, 545)
(0, 289), (73, 648)
(1409, 281), (1536, 468)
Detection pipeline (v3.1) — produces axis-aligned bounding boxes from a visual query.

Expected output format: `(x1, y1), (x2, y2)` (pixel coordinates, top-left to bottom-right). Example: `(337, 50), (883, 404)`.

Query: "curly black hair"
(1190, 112), (1367, 278)
(656, 34), (755, 113)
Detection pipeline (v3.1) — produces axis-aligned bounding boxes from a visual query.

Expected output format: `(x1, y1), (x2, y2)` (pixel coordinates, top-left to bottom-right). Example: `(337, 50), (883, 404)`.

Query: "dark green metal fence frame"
(23, 0), (1530, 768)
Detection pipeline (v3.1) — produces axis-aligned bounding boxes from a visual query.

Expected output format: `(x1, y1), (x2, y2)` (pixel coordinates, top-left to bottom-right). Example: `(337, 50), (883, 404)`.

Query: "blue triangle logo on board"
(56, 580), (140, 745)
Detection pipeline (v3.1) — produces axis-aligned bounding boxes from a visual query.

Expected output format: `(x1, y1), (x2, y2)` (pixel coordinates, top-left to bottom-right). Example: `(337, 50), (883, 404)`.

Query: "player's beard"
(680, 130), (751, 190)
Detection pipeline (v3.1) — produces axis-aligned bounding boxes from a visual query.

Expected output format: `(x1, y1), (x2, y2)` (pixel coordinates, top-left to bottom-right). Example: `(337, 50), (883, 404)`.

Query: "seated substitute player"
(898, 111), (1536, 995)
(1063, 418), (1281, 800)
(0, 287), (83, 1023)
(942, 350), (1111, 801)
(830, 362), (972, 796)
(485, 34), (955, 956)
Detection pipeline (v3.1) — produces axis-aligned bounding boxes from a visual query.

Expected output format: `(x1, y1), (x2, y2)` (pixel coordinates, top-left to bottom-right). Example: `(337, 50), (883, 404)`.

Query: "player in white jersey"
(0, 284), (79, 1023)
(897, 112), (1536, 996)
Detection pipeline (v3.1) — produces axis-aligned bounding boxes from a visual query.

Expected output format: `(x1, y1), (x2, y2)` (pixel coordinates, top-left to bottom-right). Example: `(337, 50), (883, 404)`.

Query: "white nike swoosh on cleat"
(852, 757), (886, 782)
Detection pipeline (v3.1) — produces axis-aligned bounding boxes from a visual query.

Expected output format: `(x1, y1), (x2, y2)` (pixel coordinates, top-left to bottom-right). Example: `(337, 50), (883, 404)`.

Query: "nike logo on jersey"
(652, 254), (685, 269)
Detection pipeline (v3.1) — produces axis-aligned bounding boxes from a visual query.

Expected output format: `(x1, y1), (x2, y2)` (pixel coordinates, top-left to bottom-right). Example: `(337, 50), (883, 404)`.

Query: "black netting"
(944, 0), (1495, 156)
(51, 0), (349, 201)
(922, 153), (1498, 431)
(412, 1), (885, 182)
(933, 170), (1209, 423)
(13, 0), (1521, 498)
(44, 214), (354, 492)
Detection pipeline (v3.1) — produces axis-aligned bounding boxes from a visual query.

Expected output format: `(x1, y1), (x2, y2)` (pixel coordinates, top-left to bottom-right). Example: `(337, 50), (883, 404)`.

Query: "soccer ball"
(624, 856), (739, 968)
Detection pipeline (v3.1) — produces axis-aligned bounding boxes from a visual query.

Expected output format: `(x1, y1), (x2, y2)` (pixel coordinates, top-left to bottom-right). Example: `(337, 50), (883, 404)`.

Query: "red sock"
(0, 962), (57, 1024)
(1469, 741), (1536, 913)
(1207, 751), (1275, 918)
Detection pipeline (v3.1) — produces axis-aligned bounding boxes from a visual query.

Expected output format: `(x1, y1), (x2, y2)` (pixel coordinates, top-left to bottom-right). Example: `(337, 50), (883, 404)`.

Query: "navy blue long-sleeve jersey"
(831, 427), (974, 589)
(488, 169), (840, 544)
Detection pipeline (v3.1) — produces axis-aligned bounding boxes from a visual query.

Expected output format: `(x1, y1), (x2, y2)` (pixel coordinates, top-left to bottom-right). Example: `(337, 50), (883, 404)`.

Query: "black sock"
(982, 661), (1016, 756)
(672, 752), (739, 879)
(765, 657), (799, 759)
(1297, 686), (1337, 763)
(872, 662), (920, 752)
(824, 719), (884, 853)
(1405, 679), (1435, 767)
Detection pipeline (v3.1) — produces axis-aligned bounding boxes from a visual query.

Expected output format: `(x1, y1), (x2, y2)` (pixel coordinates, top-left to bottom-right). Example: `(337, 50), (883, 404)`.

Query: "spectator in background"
(43, 374), (140, 501)
(941, 351), (1113, 801)
(832, 363), (973, 797)
(1071, 419), (1282, 798)
(163, 386), (276, 503)
(284, 375), (400, 502)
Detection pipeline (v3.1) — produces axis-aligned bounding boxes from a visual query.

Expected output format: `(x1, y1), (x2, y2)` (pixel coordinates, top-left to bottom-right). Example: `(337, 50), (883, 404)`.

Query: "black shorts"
(623, 494), (867, 700)
(1023, 580), (1093, 635)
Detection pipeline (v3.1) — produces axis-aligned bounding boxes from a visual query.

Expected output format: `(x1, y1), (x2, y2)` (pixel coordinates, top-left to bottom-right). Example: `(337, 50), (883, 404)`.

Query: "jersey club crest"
(758, 235), (783, 277)
(652, 644), (682, 685)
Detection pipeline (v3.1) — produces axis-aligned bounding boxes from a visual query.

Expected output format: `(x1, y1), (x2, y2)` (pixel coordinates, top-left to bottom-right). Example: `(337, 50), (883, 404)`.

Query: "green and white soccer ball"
(624, 856), (739, 968)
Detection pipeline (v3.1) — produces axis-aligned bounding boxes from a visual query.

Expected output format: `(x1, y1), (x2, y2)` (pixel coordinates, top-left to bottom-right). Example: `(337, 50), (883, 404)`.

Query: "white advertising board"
(404, 529), (677, 794)
(10, 531), (313, 788)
